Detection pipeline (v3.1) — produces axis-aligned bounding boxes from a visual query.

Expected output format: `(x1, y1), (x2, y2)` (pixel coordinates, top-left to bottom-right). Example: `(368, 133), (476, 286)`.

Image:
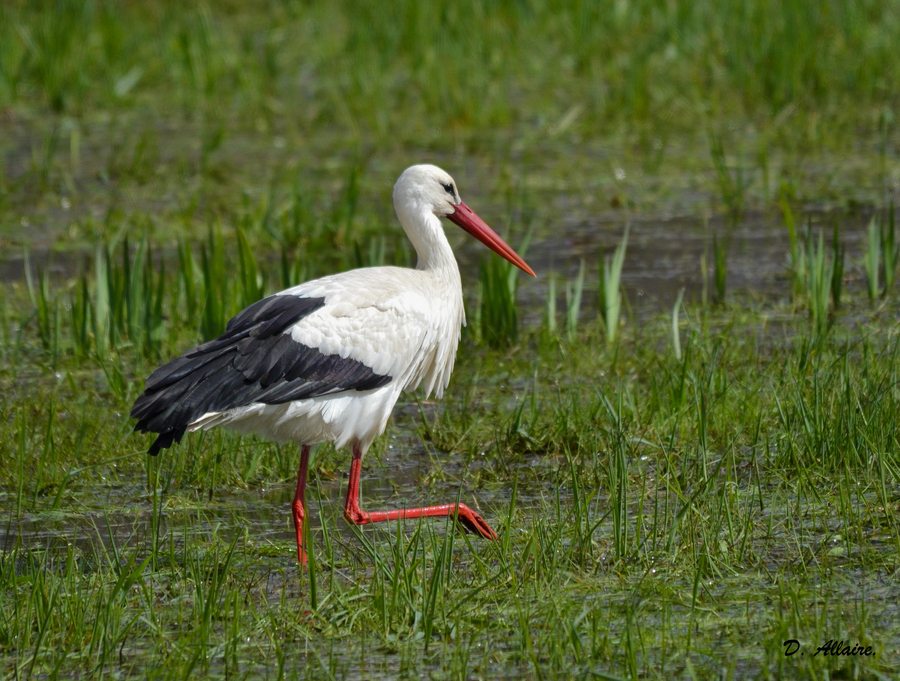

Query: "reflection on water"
(515, 208), (875, 320)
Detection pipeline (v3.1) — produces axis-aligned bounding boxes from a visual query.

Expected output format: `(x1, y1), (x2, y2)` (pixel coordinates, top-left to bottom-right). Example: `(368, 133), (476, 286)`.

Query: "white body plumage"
(190, 264), (464, 452)
(184, 165), (468, 455)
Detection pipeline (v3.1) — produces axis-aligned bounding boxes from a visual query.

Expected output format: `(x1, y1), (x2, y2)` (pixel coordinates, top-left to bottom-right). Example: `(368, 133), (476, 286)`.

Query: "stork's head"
(393, 164), (535, 277)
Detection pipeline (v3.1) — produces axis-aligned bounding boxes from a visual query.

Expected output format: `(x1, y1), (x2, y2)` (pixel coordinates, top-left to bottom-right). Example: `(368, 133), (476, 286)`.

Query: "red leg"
(292, 445), (311, 567)
(343, 443), (498, 540)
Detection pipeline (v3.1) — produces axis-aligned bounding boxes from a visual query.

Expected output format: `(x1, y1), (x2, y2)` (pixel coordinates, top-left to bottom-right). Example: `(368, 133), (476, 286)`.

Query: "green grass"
(1, 0), (899, 258)
(598, 229), (628, 348)
(2, 1), (900, 679)
(2, 229), (900, 678)
(865, 217), (882, 303)
(476, 255), (520, 349)
(805, 226), (832, 340)
(565, 260), (586, 344)
(1, 0), (897, 136)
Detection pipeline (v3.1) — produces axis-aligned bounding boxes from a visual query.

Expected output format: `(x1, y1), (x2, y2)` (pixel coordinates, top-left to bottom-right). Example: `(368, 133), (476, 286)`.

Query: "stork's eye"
(441, 182), (454, 195)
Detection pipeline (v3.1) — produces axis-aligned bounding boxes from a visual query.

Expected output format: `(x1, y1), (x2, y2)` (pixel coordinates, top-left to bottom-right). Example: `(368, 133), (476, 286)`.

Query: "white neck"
(396, 205), (461, 280)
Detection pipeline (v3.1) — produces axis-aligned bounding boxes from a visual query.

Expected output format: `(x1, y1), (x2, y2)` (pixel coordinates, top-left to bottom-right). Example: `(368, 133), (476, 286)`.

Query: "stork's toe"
(455, 505), (498, 540)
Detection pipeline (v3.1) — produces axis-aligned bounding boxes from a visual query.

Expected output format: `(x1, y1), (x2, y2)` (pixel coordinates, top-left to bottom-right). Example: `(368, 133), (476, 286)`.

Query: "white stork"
(131, 164), (535, 566)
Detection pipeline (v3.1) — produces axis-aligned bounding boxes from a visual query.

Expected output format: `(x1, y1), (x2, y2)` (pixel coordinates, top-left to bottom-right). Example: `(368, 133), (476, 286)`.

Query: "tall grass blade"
(200, 223), (228, 339)
(478, 256), (518, 349)
(546, 273), (557, 338)
(713, 233), (727, 304)
(280, 245), (306, 289)
(806, 228), (833, 340)
(599, 228), (628, 348)
(881, 201), (897, 296)
(178, 238), (200, 322)
(830, 221), (844, 310)
(565, 260), (585, 343)
(864, 217), (881, 303)
(708, 129), (746, 218)
(782, 194), (806, 299)
(24, 252), (60, 363)
(672, 288), (685, 361)
(236, 225), (264, 308)
(93, 244), (110, 356)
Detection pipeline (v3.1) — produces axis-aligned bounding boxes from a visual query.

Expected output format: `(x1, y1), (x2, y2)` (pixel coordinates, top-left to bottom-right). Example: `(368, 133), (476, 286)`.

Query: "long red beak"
(446, 201), (536, 277)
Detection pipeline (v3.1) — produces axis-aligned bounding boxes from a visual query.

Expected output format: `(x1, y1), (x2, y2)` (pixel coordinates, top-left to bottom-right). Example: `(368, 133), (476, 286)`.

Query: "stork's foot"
(343, 444), (498, 544)
(344, 501), (498, 541)
(343, 505), (368, 526)
(453, 503), (498, 541)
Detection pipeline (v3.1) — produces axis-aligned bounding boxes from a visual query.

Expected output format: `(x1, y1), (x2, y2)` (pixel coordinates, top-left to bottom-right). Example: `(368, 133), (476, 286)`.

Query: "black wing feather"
(131, 294), (393, 454)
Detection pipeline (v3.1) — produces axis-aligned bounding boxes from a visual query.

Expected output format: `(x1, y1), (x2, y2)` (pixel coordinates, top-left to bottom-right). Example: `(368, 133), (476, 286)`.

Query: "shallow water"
(1, 410), (511, 558)
(3, 205), (877, 321)
(0, 199), (881, 557)
(514, 207), (876, 320)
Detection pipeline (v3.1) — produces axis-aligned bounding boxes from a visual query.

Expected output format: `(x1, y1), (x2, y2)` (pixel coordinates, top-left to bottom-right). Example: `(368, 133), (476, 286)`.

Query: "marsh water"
(1, 121), (894, 679)
(0, 200), (879, 557)
(3, 2), (900, 676)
